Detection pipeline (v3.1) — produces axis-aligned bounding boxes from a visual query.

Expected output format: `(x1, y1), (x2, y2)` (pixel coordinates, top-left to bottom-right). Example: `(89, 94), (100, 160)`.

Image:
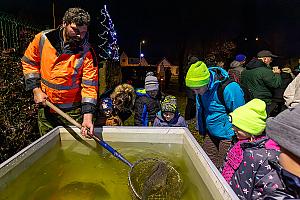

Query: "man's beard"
(65, 34), (82, 49)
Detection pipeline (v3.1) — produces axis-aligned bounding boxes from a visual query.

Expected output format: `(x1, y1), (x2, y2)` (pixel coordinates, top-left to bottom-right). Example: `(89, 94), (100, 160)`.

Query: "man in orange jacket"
(22, 8), (98, 137)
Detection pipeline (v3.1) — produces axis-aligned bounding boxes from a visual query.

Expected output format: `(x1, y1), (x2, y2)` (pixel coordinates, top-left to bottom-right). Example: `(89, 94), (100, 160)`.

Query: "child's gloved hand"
(106, 116), (122, 126)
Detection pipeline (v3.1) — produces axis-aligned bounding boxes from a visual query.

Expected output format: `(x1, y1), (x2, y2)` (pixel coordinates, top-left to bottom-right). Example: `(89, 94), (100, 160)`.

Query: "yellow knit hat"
(229, 99), (267, 135)
(185, 61), (210, 88)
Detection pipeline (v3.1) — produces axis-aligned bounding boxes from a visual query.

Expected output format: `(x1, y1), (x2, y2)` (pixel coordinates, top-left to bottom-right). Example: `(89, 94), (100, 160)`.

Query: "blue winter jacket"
(196, 67), (245, 140)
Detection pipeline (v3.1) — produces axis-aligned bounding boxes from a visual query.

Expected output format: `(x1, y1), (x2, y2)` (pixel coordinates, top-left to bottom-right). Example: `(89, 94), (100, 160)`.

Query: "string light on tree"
(98, 5), (119, 61)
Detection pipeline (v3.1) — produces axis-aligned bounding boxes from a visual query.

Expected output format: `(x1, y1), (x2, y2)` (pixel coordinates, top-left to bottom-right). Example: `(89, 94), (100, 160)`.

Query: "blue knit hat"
(235, 54), (246, 62)
(100, 98), (113, 112)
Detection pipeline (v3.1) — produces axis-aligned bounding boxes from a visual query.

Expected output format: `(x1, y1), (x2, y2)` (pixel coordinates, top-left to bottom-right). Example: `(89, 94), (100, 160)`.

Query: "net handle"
(45, 100), (133, 168)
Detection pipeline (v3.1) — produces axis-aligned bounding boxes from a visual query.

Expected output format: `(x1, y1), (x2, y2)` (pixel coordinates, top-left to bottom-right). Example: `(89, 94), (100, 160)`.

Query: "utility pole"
(52, 0), (56, 28)
(139, 40), (145, 65)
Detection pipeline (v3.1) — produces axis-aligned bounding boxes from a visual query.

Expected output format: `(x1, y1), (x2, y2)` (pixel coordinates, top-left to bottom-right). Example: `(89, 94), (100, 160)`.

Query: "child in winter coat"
(221, 99), (280, 200)
(256, 105), (300, 199)
(94, 97), (122, 126)
(134, 72), (163, 126)
(228, 54), (246, 83)
(95, 83), (135, 126)
(185, 61), (245, 169)
(153, 95), (187, 127)
(110, 83), (136, 122)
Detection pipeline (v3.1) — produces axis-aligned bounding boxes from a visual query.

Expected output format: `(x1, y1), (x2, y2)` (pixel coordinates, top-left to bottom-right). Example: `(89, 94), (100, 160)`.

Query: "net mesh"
(128, 158), (183, 200)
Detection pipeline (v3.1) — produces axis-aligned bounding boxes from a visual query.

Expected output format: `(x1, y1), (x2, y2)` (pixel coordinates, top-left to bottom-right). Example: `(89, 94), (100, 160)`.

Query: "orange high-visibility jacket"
(22, 29), (98, 111)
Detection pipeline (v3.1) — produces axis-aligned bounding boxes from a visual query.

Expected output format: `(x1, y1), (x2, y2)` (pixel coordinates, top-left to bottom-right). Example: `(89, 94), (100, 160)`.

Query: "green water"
(0, 140), (213, 200)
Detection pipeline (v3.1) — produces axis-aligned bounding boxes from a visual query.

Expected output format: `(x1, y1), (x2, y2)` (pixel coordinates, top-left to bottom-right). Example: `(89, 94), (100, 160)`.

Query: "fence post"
(0, 12), (42, 53)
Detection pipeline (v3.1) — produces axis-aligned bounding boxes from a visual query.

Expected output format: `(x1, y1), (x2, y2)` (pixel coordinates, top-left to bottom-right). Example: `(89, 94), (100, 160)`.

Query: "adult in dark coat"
(165, 67), (172, 89)
(271, 66), (294, 116)
(241, 50), (282, 116)
(184, 56), (199, 121)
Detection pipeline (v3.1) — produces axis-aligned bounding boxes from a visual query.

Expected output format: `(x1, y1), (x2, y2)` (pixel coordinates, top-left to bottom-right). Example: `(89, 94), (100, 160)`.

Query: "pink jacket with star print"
(221, 136), (280, 200)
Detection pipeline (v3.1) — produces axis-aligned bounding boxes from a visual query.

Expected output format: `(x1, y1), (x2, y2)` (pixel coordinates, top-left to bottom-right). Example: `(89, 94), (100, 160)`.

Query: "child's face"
(103, 109), (112, 117)
(163, 112), (175, 122)
(233, 126), (252, 140)
(147, 90), (158, 98)
(192, 85), (208, 95)
(279, 148), (300, 178)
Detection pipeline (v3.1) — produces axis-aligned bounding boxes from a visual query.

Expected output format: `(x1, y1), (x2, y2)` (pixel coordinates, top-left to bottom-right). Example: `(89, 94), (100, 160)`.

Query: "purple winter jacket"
(221, 136), (280, 200)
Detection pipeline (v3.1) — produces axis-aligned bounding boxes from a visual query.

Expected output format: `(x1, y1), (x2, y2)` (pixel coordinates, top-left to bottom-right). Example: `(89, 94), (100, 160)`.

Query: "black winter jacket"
(134, 90), (162, 126)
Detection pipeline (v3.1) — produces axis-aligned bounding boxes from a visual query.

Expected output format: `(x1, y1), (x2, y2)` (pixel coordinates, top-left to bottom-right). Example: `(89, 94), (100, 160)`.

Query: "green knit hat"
(185, 61), (210, 88)
(161, 95), (177, 113)
(229, 99), (267, 135)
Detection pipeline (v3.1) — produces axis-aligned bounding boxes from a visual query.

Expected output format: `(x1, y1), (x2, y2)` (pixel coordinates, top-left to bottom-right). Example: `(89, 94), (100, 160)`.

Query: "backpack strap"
(217, 79), (234, 112)
(228, 69), (240, 83)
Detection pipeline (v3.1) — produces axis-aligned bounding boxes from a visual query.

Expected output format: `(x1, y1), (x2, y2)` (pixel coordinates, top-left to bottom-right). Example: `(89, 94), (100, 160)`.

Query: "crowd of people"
(21, 7), (300, 199)
(184, 52), (300, 199)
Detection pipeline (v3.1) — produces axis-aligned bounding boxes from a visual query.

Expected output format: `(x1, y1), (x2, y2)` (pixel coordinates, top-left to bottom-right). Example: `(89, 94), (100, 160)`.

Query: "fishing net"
(128, 158), (183, 200)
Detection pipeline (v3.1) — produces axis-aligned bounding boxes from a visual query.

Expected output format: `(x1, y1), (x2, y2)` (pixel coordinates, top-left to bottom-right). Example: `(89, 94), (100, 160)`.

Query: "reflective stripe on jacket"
(22, 29), (98, 110)
(134, 89), (160, 126)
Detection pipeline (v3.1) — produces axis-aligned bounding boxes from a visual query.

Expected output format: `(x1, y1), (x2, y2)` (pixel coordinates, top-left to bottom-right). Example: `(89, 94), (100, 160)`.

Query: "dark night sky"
(1, 0), (300, 64)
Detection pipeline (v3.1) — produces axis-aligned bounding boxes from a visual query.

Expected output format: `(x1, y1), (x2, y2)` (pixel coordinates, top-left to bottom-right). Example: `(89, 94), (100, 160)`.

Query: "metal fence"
(0, 12), (43, 53)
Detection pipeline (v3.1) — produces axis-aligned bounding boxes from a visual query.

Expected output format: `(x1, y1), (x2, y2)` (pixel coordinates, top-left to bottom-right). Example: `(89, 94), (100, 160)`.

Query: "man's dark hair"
(63, 7), (90, 26)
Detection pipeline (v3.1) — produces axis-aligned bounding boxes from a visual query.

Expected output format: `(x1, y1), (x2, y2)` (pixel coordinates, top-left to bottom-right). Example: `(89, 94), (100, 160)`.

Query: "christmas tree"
(98, 5), (119, 61)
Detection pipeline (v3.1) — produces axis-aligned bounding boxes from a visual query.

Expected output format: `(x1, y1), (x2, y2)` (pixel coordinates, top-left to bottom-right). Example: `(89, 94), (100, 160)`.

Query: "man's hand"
(33, 88), (48, 105)
(272, 66), (281, 74)
(81, 113), (94, 137)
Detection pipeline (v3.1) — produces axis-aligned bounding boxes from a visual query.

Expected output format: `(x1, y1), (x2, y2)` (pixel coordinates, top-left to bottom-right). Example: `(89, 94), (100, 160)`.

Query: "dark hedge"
(0, 50), (39, 163)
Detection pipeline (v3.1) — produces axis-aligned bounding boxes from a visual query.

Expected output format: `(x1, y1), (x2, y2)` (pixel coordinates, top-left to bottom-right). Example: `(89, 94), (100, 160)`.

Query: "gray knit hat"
(266, 105), (300, 158)
(230, 60), (242, 69)
(145, 72), (159, 91)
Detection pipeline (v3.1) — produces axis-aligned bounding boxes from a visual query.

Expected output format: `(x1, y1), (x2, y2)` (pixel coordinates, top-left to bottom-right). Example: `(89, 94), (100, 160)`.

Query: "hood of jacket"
(245, 58), (270, 70)
(230, 60), (244, 69)
(270, 160), (300, 198)
(135, 88), (150, 97)
(207, 67), (229, 90)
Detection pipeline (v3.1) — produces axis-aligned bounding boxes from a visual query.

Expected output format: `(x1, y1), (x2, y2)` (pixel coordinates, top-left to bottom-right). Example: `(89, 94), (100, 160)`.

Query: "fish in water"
(142, 161), (168, 199)
(49, 181), (110, 200)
